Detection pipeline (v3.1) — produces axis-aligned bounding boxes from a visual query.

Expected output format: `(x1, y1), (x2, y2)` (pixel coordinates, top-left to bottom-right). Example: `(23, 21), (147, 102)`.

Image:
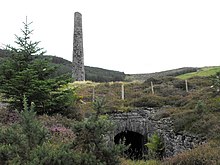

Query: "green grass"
(177, 66), (220, 79)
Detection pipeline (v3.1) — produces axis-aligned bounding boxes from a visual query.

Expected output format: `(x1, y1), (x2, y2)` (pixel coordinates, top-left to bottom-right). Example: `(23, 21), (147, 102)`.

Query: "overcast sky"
(1, 0), (220, 74)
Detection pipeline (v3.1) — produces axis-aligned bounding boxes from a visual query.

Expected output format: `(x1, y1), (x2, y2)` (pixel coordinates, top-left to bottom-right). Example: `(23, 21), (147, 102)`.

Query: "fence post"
(121, 83), (125, 100)
(151, 81), (154, 94)
(92, 86), (95, 102)
(185, 80), (189, 92)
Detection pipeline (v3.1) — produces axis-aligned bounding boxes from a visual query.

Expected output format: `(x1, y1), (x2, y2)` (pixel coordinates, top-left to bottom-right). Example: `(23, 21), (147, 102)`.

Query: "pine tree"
(0, 18), (76, 115)
(145, 133), (164, 159)
(0, 96), (49, 164)
(72, 98), (125, 165)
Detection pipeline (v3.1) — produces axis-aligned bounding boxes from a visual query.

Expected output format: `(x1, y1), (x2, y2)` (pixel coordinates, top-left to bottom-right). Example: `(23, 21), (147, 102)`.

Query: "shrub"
(29, 142), (81, 165)
(72, 98), (126, 165)
(130, 95), (165, 108)
(173, 111), (199, 132)
(189, 113), (220, 138)
(188, 76), (212, 88)
(0, 96), (49, 164)
(206, 97), (220, 112)
(73, 116), (124, 165)
(195, 100), (207, 114)
(0, 97), (82, 164)
(162, 142), (220, 165)
(173, 109), (220, 139)
(145, 133), (164, 160)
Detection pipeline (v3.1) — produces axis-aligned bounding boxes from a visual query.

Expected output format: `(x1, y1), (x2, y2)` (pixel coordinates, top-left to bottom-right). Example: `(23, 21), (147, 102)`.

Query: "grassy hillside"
(177, 66), (220, 79)
(126, 67), (198, 81)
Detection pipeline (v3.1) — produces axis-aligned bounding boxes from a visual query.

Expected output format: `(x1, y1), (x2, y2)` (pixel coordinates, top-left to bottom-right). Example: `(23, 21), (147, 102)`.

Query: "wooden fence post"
(185, 80), (189, 92)
(151, 81), (154, 94)
(121, 83), (125, 100)
(92, 87), (95, 102)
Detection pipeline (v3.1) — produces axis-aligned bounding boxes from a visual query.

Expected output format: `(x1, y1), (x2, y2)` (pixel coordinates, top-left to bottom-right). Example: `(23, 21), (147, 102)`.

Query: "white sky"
(0, 0), (220, 74)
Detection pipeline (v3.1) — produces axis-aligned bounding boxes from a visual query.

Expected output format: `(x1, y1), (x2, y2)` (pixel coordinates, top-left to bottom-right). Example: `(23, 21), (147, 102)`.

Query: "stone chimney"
(72, 12), (85, 81)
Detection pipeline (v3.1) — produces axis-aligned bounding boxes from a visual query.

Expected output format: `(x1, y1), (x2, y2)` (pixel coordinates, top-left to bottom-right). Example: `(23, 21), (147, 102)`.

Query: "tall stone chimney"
(72, 12), (85, 81)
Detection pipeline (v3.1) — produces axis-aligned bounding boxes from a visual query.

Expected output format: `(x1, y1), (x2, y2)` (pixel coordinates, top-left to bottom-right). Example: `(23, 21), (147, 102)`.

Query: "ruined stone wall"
(72, 12), (85, 81)
(110, 108), (205, 157)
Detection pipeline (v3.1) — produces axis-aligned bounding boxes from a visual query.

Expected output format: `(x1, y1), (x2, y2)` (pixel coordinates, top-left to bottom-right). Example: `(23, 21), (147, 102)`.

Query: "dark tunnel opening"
(114, 131), (145, 160)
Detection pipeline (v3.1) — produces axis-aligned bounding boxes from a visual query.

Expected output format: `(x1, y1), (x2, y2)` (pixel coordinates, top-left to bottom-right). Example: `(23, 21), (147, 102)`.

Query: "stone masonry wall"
(110, 108), (206, 157)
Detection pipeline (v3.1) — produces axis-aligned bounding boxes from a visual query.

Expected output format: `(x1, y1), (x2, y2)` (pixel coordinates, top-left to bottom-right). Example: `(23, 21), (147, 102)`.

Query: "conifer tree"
(0, 18), (76, 114)
(0, 96), (49, 164)
(72, 98), (125, 165)
(145, 133), (164, 159)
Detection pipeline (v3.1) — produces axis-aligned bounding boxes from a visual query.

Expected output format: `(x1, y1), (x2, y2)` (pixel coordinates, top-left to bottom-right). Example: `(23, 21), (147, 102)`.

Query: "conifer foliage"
(145, 133), (164, 160)
(0, 19), (76, 114)
(72, 98), (126, 165)
(0, 96), (49, 164)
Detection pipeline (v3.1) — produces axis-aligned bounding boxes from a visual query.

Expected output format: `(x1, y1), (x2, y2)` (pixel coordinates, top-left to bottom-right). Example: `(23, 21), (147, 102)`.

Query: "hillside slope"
(0, 50), (126, 82)
(177, 66), (220, 79)
(125, 67), (198, 81)
(2, 49), (219, 82)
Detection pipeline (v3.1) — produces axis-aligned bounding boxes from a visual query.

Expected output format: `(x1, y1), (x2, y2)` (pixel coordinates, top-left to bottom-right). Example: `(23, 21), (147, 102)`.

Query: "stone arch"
(110, 109), (205, 158)
(110, 112), (149, 159)
(111, 111), (148, 137)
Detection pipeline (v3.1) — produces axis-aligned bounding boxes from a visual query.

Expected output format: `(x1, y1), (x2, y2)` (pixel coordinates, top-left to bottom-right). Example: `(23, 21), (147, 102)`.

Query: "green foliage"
(93, 97), (106, 118)
(145, 133), (164, 160)
(177, 66), (220, 79)
(0, 19), (77, 115)
(0, 96), (49, 164)
(29, 143), (81, 165)
(195, 100), (207, 114)
(42, 87), (78, 115)
(206, 97), (220, 112)
(212, 72), (220, 94)
(0, 50), (126, 82)
(72, 98), (125, 165)
(73, 117), (124, 165)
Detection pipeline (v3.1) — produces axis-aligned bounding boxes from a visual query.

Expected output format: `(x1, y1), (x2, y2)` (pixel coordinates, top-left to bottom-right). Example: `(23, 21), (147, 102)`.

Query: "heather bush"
(188, 76), (212, 88)
(173, 111), (199, 132)
(130, 95), (165, 108)
(162, 142), (220, 165)
(206, 97), (220, 112)
(173, 109), (220, 139)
